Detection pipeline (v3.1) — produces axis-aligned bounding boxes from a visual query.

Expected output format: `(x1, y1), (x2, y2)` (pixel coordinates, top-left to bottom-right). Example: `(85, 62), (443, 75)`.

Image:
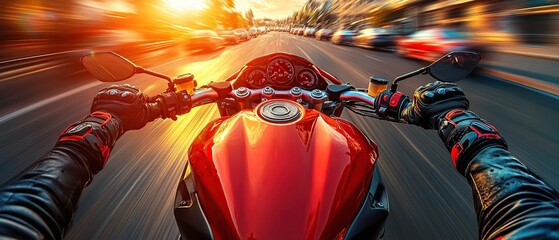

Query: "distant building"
(368, 0), (558, 45)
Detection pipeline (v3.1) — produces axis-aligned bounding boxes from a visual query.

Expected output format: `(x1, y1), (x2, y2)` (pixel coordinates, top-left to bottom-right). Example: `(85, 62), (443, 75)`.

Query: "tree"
(246, 8), (254, 26)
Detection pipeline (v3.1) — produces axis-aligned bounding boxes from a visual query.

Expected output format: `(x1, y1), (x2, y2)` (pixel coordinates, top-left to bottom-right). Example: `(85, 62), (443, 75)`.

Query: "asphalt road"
(1, 32), (558, 239)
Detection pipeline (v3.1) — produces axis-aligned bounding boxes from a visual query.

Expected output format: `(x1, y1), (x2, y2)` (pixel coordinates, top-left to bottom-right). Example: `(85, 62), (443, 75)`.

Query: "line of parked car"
(184, 27), (270, 52)
(286, 26), (485, 62)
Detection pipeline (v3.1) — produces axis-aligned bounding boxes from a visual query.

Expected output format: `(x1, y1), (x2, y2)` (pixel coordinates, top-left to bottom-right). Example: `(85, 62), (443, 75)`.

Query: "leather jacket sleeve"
(0, 112), (122, 239)
(465, 146), (559, 239)
(436, 109), (559, 239)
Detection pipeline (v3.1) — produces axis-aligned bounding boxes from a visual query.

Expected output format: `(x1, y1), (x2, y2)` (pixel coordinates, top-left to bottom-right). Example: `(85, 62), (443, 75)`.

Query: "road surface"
(1, 32), (558, 239)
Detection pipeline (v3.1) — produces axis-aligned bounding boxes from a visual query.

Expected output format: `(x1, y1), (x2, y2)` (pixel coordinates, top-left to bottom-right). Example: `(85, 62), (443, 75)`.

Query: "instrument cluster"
(237, 56), (326, 90)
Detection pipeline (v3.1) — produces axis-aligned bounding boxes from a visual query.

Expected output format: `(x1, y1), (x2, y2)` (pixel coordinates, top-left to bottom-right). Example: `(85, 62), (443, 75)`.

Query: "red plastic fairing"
(188, 100), (379, 239)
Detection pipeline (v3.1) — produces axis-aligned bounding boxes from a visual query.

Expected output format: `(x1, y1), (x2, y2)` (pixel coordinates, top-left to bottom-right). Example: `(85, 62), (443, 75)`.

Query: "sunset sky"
(80, 0), (307, 20)
(235, 0), (307, 19)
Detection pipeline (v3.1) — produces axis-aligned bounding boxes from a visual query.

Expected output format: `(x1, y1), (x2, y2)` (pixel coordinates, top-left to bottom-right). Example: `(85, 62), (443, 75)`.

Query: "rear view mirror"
(81, 52), (137, 82)
(428, 51), (480, 82)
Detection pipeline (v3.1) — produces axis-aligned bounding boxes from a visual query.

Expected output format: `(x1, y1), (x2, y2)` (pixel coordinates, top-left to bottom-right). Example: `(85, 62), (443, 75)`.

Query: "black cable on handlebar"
(343, 101), (407, 123)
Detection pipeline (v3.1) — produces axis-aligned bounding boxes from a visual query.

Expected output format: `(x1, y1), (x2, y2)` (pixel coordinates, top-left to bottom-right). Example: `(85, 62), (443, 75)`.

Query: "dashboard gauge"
(296, 70), (318, 88)
(266, 58), (294, 84)
(246, 69), (267, 87)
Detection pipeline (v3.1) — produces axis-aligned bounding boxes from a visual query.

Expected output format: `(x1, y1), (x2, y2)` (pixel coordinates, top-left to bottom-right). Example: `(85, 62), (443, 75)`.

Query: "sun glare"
(165, 0), (208, 11)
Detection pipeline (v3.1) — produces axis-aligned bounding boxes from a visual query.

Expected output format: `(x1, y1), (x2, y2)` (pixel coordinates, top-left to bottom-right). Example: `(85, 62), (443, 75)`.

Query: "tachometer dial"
(296, 70), (318, 88)
(266, 58), (294, 84)
(246, 69), (266, 87)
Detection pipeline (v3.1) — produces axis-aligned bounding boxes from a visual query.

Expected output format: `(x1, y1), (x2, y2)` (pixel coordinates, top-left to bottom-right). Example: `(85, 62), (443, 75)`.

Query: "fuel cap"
(258, 100), (301, 123)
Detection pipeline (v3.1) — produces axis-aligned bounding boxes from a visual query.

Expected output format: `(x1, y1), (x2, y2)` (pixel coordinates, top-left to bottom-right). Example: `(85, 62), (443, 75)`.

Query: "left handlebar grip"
(147, 102), (162, 122)
(152, 91), (192, 121)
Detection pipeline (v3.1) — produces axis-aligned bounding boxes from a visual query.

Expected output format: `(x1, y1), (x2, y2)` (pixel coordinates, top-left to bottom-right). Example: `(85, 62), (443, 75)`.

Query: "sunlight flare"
(165, 0), (208, 11)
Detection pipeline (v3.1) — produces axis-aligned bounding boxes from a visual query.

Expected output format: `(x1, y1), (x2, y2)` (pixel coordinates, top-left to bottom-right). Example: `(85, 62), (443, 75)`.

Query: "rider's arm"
(0, 113), (122, 239)
(0, 85), (157, 239)
(438, 110), (559, 239)
(396, 81), (559, 239)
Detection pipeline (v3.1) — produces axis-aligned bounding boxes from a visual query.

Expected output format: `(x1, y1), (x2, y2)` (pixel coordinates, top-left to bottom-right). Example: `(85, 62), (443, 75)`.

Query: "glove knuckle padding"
(410, 82), (469, 129)
(91, 84), (151, 131)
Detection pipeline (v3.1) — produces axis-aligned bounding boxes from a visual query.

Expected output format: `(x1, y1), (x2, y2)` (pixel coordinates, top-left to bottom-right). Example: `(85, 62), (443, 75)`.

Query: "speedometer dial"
(266, 58), (294, 84)
(246, 69), (266, 87)
(297, 70), (318, 88)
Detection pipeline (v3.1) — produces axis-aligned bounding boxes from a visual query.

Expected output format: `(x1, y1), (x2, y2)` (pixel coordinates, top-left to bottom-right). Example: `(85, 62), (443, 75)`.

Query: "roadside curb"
(489, 48), (559, 61)
(478, 67), (559, 96)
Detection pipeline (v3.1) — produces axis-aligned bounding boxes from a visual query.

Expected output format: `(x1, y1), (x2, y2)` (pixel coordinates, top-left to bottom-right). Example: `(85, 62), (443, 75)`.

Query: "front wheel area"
(345, 166), (389, 239)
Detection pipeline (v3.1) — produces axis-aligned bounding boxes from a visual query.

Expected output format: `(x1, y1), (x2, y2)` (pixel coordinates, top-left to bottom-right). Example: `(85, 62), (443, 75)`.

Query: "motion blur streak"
(1, 0), (558, 239)
(1, 32), (558, 239)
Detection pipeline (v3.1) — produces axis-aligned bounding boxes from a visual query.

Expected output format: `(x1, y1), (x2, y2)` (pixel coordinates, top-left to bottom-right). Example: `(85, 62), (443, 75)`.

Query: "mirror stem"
(136, 67), (176, 92)
(390, 67), (428, 92)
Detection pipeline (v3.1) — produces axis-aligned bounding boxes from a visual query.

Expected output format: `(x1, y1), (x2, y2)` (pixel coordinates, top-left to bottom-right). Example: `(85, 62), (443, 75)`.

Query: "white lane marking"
(158, 55), (189, 67)
(0, 81), (103, 124)
(295, 45), (314, 62)
(0, 50), (86, 65)
(0, 63), (67, 82)
(363, 54), (385, 63)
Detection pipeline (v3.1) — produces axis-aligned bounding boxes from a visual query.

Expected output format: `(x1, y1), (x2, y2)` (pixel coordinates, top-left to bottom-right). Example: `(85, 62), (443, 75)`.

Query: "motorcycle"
(80, 51), (480, 240)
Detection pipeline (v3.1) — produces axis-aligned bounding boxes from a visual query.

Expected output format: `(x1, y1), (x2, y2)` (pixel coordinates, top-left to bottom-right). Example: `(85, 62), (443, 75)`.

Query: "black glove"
(91, 84), (158, 131)
(402, 81), (469, 129)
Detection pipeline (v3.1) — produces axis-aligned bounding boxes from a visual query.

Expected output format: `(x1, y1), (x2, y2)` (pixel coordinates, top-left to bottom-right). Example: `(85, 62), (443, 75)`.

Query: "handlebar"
(339, 91), (375, 106)
(191, 88), (220, 107)
(148, 85), (417, 124)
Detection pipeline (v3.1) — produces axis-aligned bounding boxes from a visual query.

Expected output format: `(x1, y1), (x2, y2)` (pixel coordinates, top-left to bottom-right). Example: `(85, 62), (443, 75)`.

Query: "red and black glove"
(91, 84), (159, 131)
(58, 84), (159, 171)
(438, 110), (507, 175)
(401, 81), (469, 129)
(402, 81), (507, 174)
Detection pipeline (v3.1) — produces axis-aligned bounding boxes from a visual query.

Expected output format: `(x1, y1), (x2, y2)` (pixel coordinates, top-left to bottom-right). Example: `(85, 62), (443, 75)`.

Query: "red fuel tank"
(187, 100), (379, 239)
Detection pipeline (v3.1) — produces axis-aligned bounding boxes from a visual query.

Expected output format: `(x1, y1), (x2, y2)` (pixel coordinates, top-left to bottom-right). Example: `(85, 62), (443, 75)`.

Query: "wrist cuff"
(438, 110), (507, 175)
(58, 111), (122, 168)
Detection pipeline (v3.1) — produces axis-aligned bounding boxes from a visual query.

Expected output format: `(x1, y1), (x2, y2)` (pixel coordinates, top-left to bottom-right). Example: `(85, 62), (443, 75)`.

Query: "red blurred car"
(396, 28), (484, 61)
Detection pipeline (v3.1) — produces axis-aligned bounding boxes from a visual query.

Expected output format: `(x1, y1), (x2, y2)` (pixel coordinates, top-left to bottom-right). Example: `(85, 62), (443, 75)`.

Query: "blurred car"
(353, 28), (396, 50)
(248, 27), (258, 38)
(218, 30), (241, 45)
(233, 28), (250, 41)
(297, 28), (305, 36)
(258, 26), (268, 34)
(396, 27), (485, 61)
(186, 30), (224, 52)
(315, 29), (333, 40)
(331, 29), (356, 45)
(303, 27), (316, 37)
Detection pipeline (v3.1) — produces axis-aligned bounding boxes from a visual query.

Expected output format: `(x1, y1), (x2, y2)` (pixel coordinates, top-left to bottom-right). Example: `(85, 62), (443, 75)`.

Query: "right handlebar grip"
(399, 104), (416, 124)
